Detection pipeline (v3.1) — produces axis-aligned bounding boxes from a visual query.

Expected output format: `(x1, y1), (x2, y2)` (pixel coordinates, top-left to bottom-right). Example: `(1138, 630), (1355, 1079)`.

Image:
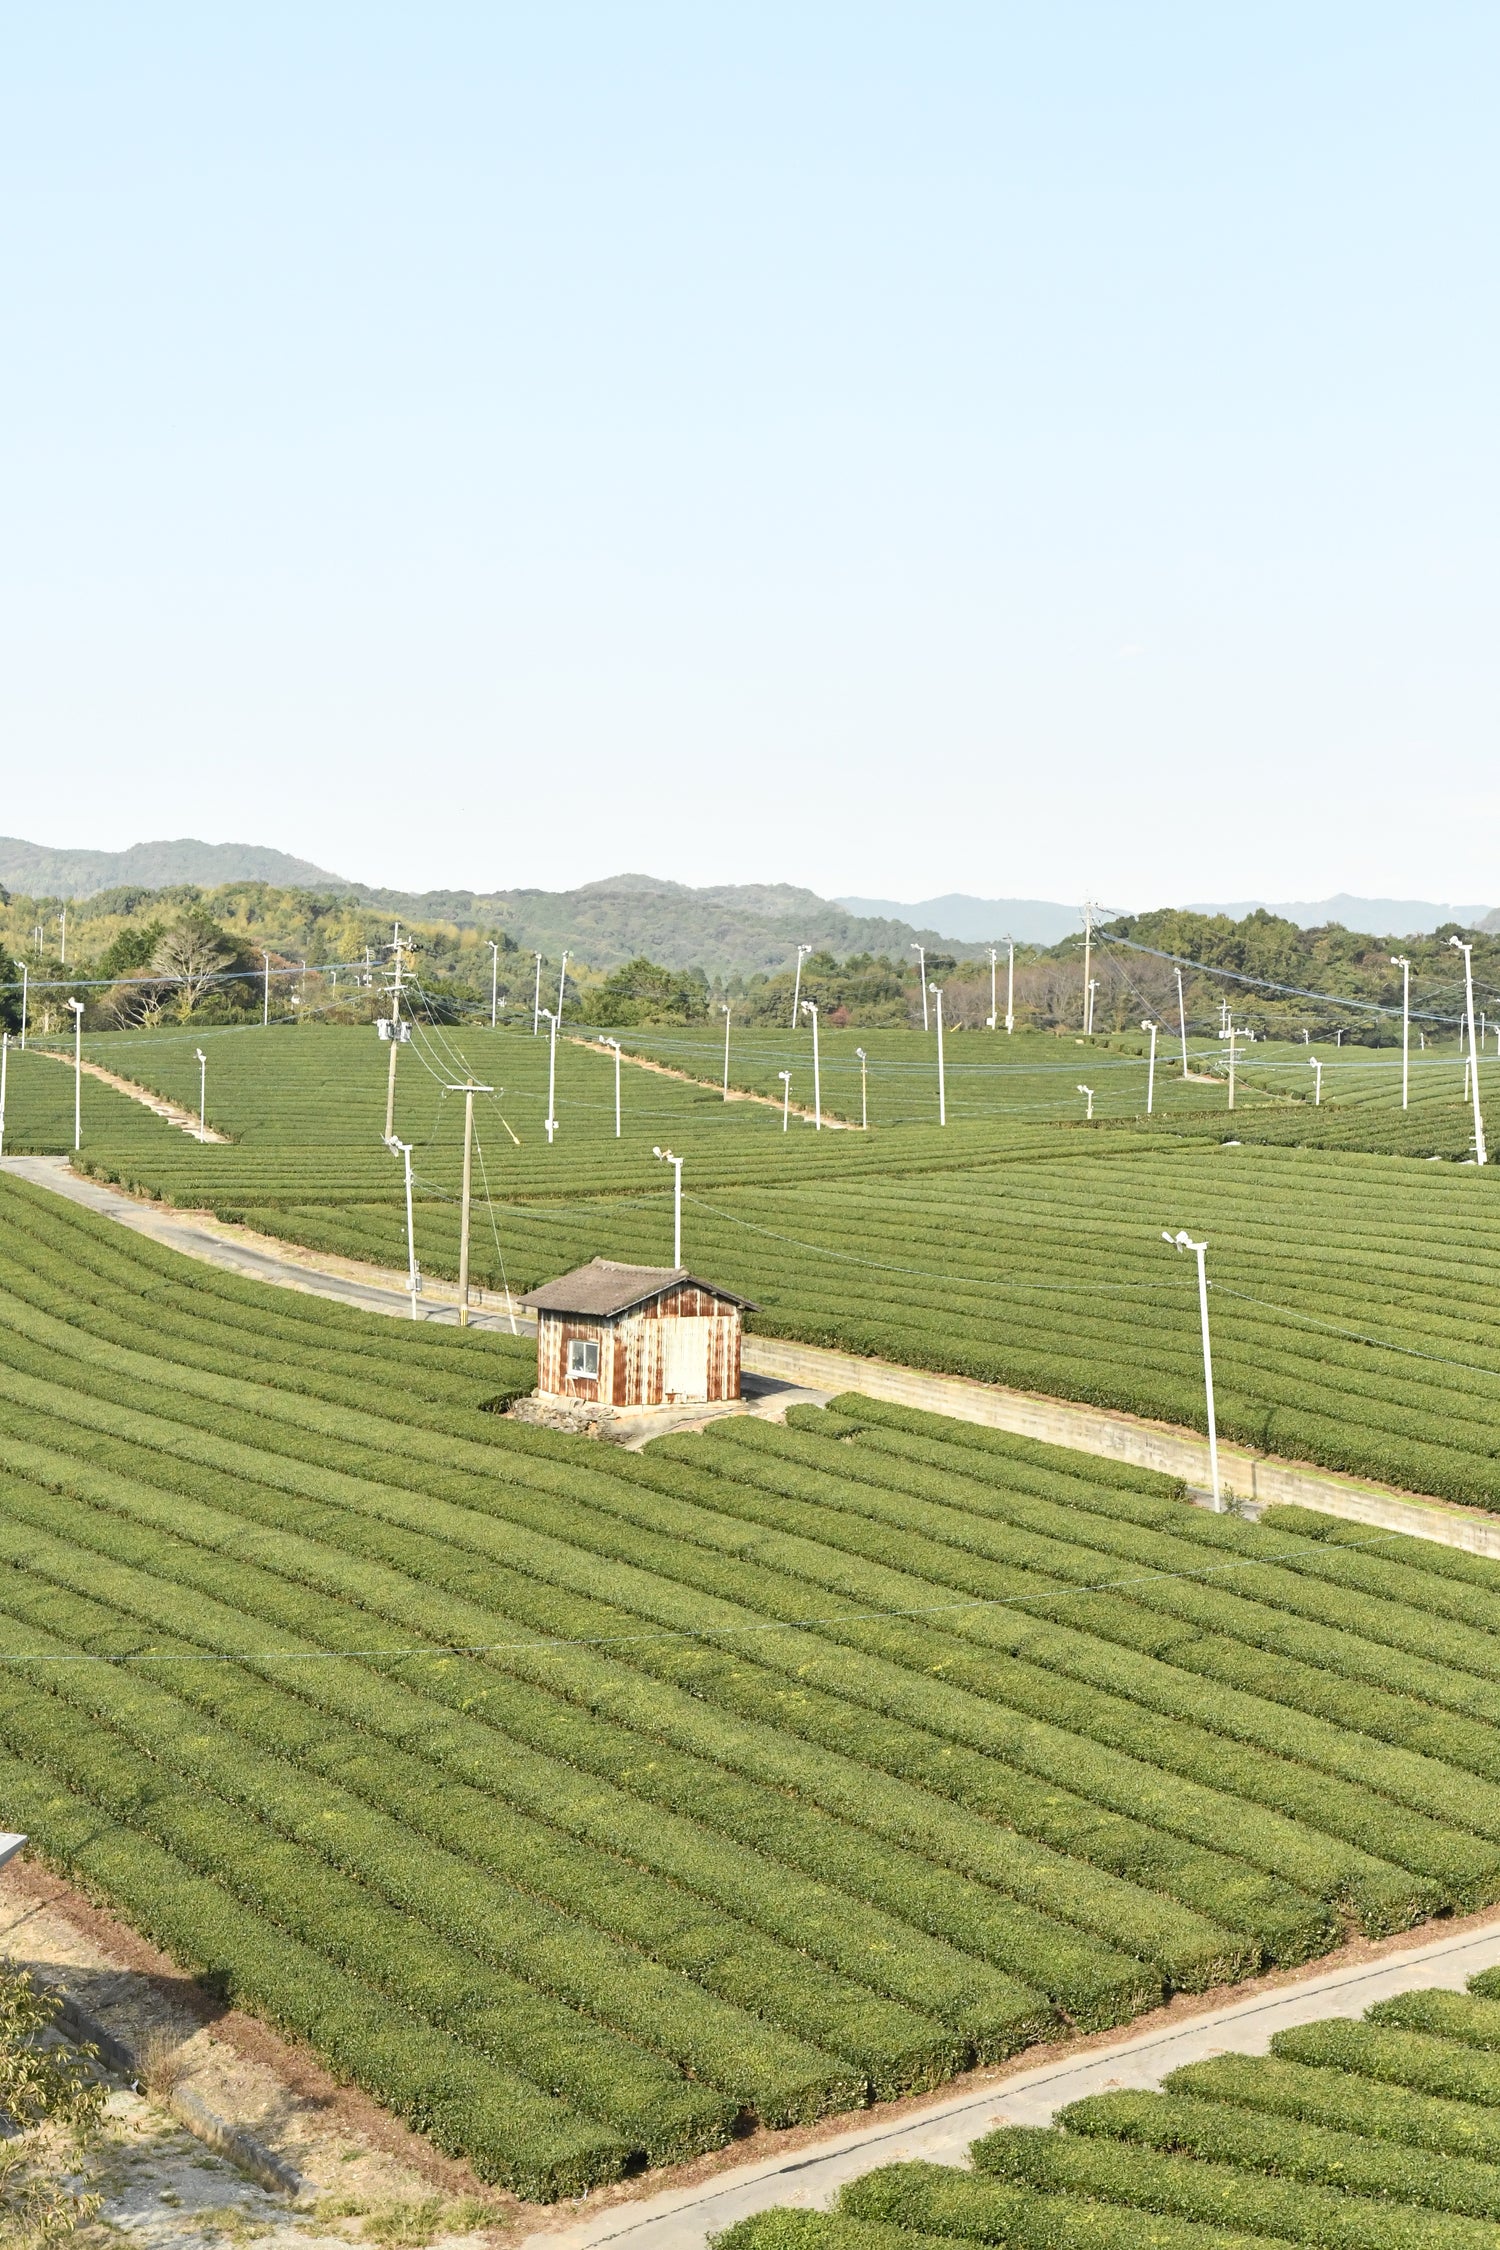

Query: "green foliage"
(590, 956), (711, 1026)
(0, 1960), (105, 2243)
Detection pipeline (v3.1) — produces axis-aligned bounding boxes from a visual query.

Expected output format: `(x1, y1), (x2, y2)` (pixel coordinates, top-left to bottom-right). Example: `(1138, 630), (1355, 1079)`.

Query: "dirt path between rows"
(569, 1036), (852, 1129)
(27, 1043), (232, 1140)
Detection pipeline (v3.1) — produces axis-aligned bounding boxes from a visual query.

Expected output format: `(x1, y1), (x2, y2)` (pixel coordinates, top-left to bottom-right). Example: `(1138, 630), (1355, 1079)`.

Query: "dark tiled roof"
(519, 1258), (757, 1318)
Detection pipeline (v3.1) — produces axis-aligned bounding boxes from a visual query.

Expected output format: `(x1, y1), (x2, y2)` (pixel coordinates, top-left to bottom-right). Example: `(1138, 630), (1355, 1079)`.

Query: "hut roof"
(520, 1258), (756, 1319)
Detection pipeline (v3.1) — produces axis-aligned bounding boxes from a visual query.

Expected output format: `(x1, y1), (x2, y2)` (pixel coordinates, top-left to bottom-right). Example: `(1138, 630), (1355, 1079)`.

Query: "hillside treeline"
(0, 882), (1494, 1040)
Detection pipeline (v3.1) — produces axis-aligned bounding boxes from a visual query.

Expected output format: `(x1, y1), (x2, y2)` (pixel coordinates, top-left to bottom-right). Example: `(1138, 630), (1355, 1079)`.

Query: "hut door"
(660, 1317), (711, 1400)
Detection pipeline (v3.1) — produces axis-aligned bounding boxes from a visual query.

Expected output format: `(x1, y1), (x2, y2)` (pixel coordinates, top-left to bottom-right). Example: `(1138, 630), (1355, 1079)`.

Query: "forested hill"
(0, 856), (971, 979)
(349, 876), (965, 976)
(1100, 906), (1500, 1025)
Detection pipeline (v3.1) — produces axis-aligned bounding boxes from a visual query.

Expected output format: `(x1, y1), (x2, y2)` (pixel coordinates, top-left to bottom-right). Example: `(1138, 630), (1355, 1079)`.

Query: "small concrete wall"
(741, 1336), (1500, 1560)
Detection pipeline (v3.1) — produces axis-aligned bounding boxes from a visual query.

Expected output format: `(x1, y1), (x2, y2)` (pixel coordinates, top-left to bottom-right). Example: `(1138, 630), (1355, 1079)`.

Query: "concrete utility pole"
(721, 1002), (731, 1099)
(653, 1146), (683, 1266)
(910, 944), (928, 1031)
(778, 1070), (791, 1131)
(445, 1079), (493, 1326)
(195, 1048), (208, 1142)
(384, 1134), (421, 1317)
(1164, 1229), (1221, 1509)
(557, 951), (569, 1020)
(1176, 967), (1188, 1075)
(1005, 936), (1015, 1034)
(1142, 1020), (1158, 1115)
(791, 945), (813, 1031)
(489, 941), (500, 1029)
(603, 1037), (622, 1136)
(987, 949), (999, 1031)
(1082, 904), (1093, 1033)
(532, 952), (544, 1036)
(382, 926), (409, 1143)
(541, 1009), (560, 1141)
(1225, 1022), (1244, 1111)
(1391, 955), (1411, 1111)
(1451, 935), (1488, 1165)
(261, 950), (271, 1026)
(930, 984), (947, 1125)
(67, 998), (84, 1149)
(801, 999), (822, 1129)
(855, 1046), (868, 1130)
(59, 905), (66, 966)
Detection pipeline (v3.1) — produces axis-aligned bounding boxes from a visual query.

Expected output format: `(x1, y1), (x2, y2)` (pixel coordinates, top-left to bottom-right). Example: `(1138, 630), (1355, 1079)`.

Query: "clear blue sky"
(3, 5), (1496, 905)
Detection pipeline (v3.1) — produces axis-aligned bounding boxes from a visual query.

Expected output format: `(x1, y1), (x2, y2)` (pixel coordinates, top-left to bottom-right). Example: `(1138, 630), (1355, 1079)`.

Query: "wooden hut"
(520, 1259), (756, 1408)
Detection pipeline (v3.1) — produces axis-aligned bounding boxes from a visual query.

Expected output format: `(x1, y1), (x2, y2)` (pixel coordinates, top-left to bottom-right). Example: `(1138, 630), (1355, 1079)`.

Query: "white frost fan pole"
(1164, 1229), (1222, 1510)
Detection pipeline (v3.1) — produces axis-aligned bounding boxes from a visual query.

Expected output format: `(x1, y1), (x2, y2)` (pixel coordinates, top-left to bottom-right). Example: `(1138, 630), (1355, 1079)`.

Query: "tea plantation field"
(13, 1023), (1500, 1511)
(11, 1171), (1500, 2190)
(726, 1977), (1500, 2250)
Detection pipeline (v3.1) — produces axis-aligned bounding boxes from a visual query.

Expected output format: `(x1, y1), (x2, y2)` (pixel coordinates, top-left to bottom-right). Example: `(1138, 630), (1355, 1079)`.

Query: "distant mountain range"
(3, 840), (1491, 966)
(1184, 894), (1493, 936)
(0, 835), (347, 896)
(836, 894), (1086, 944)
(842, 890), (1496, 942)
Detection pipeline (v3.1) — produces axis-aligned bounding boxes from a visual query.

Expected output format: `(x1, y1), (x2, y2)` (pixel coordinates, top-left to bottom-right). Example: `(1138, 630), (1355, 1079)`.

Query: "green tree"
(0, 1962), (105, 2241)
(590, 957), (709, 1026)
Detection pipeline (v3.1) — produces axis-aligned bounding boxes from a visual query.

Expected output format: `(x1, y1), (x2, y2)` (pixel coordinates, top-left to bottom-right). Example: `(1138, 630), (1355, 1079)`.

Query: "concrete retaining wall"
(741, 1335), (1500, 1560)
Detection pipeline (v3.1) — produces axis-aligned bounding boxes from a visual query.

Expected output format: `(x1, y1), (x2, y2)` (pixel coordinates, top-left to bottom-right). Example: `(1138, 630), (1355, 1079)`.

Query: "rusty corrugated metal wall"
(536, 1284), (742, 1406)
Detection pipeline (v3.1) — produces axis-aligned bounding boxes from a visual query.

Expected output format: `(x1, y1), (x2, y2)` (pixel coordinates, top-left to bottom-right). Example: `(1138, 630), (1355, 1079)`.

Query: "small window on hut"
(566, 1338), (600, 1381)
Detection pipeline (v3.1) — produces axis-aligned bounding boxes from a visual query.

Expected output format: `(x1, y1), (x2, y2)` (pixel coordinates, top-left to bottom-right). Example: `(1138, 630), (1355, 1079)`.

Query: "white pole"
(68, 998), (84, 1149)
(855, 1046), (868, 1130)
(557, 951), (569, 1019)
(654, 1147), (682, 1266)
(1088, 978), (1099, 1036)
(987, 949), (998, 1031)
(458, 1088), (475, 1325)
(59, 905), (66, 966)
(195, 1047), (207, 1142)
(1175, 967), (1188, 1075)
(1077, 1083), (1093, 1120)
(1309, 1056), (1322, 1105)
(543, 1009), (559, 1142)
(778, 1070), (791, 1130)
(19, 965), (27, 1050)
(1162, 1229), (1222, 1509)
(262, 950), (270, 1026)
(532, 952), (543, 1035)
(604, 1038), (622, 1136)
(802, 1000), (821, 1128)
(911, 944), (928, 1031)
(1082, 905), (1092, 1033)
(1226, 1023), (1237, 1111)
(791, 945), (812, 1030)
(1142, 1020), (1157, 1115)
(1391, 955), (1410, 1110)
(1451, 936), (1488, 1165)
(386, 1135), (421, 1317)
(0, 1031), (7, 1157)
(721, 1003), (731, 1099)
(489, 941), (500, 1029)
(1006, 938), (1015, 1034)
(931, 986), (945, 1126)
